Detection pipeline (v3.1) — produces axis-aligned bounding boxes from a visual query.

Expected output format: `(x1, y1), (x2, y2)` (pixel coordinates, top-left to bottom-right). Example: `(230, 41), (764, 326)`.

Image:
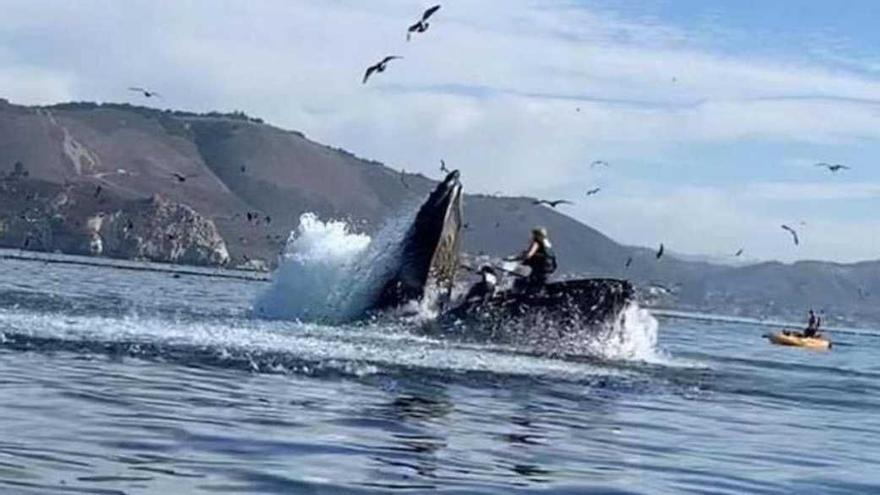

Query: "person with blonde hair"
(507, 227), (557, 291)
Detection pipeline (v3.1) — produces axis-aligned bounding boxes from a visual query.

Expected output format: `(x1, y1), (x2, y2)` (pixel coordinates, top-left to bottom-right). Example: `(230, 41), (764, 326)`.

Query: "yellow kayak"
(766, 332), (831, 350)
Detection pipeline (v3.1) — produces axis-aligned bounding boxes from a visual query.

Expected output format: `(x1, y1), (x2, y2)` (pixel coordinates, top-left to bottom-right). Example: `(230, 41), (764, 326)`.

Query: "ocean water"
(1, 253), (879, 494)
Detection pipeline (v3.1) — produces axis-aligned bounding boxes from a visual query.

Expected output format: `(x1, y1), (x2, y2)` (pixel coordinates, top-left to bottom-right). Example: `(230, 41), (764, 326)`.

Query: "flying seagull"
(590, 160), (609, 168)
(171, 173), (197, 183)
(585, 187), (601, 196)
(363, 56), (402, 84)
(532, 199), (573, 208)
(734, 248), (744, 257)
(781, 224), (799, 245)
(625, 256), (633, 268)
(815, 162), (850, 173)
(407, 5), (441, 41)
(440, 159), (449, 173)
(656, 243), (665, 259)
(128, 87), (161, 98)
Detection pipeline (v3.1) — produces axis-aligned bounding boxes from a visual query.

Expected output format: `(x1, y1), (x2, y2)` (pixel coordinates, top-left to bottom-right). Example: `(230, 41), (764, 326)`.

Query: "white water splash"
(255, 210), (416, 322)
(592, 302), (662, 362)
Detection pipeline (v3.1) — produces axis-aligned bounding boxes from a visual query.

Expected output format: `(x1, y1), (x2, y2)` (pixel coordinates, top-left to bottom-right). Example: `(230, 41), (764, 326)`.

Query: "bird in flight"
(363, 56), (402, 84)
(815, 162), (850, 173)
(128, 87), (161, 98)
(734, 248), (744, 257)
(590, 160), (609, 168)
(585, 187), (601, 196)
(171, 173), (197, 183)
(407, 5), (441, 41)
(533, 199), (573, 208)
(781, 225), (799, 245)
(656, 243), (664, 259)
(625, 256), (633, 268)
(440, 159), (449, 173)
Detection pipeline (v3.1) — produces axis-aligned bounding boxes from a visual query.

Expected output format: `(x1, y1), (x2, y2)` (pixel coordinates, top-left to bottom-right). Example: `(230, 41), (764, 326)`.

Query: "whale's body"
(362, 169), (634, 340)
(367, 170), (463, 312)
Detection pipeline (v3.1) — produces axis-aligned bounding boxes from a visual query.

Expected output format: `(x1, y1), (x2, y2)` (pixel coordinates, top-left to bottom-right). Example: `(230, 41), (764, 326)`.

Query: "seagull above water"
(815, 162), (850, 173)
(407, 5), (441, 41)
(656, 243), (665, 259)
(532, 199), (573, 208)
(590, 160), (609, 168)
(440, 159), (449, 174)
(128, 86), (161, 98)
(171, 173), (197, 183)
(363, 56), (402, 84)
(585, 187), (601, 196)
(781, 224), (799, 245)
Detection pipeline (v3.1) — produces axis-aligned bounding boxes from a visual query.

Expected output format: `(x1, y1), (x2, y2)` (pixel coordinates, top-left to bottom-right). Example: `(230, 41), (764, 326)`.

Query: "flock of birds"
(362, 5), (441, 84)
(355, 4), (862, 267)
(116, 4), (857, 270)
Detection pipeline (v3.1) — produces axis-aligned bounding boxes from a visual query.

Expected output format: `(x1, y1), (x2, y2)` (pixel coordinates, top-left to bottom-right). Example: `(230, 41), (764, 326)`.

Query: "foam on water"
(0, 306), (630, 382)
(594, 302), (663, 362)
(254, 211), (414, 322)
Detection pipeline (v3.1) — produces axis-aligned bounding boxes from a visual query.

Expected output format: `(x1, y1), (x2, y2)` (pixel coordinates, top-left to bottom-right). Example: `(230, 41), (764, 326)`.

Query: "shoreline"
(0, 248), (270, 283)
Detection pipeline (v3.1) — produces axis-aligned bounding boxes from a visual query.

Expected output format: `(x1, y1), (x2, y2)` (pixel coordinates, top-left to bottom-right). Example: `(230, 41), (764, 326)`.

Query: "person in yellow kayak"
(803, 309), (822, 338)
(785, 309), (822, 338)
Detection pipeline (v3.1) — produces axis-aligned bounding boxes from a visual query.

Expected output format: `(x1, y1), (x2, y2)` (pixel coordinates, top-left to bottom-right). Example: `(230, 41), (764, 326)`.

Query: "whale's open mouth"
(369, 171), (463, 312)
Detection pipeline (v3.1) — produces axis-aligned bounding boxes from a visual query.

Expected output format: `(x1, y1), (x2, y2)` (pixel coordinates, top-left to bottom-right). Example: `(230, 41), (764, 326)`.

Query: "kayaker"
(507, 227), (557, 291)
(803, 309), (820, 337)
(464, 266), (498, 301)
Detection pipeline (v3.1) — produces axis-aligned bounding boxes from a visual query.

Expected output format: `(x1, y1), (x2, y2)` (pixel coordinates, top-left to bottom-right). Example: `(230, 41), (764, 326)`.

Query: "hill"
(0, 98), (877, 326)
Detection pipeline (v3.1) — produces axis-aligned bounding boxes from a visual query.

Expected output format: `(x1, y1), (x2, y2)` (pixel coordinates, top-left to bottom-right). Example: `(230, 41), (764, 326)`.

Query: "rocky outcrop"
(98, 195), (230, 266)
(0, 177), (229, 266)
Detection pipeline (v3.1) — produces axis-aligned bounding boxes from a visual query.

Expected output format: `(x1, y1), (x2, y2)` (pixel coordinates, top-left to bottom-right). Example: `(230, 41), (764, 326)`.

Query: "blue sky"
(1, 0), (878, 262)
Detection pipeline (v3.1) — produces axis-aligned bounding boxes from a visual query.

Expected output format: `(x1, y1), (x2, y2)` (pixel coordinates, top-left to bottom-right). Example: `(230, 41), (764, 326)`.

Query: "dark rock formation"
(0, 177), (228, 266)
(98, 194), (229, 266)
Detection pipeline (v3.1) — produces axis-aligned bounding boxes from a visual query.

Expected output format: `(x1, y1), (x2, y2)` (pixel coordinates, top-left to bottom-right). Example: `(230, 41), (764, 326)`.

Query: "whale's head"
(371, 170), (463, 311)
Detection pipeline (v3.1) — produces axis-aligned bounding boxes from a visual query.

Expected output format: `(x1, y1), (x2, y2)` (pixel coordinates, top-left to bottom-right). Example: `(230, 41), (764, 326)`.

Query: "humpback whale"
(360, 169), (634, 347)
(367, 170), (463, 313)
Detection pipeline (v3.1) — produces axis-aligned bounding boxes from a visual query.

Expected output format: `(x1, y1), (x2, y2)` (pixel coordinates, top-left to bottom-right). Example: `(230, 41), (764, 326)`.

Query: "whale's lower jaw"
(369, 171), (463, 313)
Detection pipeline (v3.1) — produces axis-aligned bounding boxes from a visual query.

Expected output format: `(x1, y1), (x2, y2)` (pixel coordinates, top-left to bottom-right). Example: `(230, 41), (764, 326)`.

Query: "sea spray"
(254, 213), (370, 321)
(255, 208), (417, 322)
(590, 302), (661, 361)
